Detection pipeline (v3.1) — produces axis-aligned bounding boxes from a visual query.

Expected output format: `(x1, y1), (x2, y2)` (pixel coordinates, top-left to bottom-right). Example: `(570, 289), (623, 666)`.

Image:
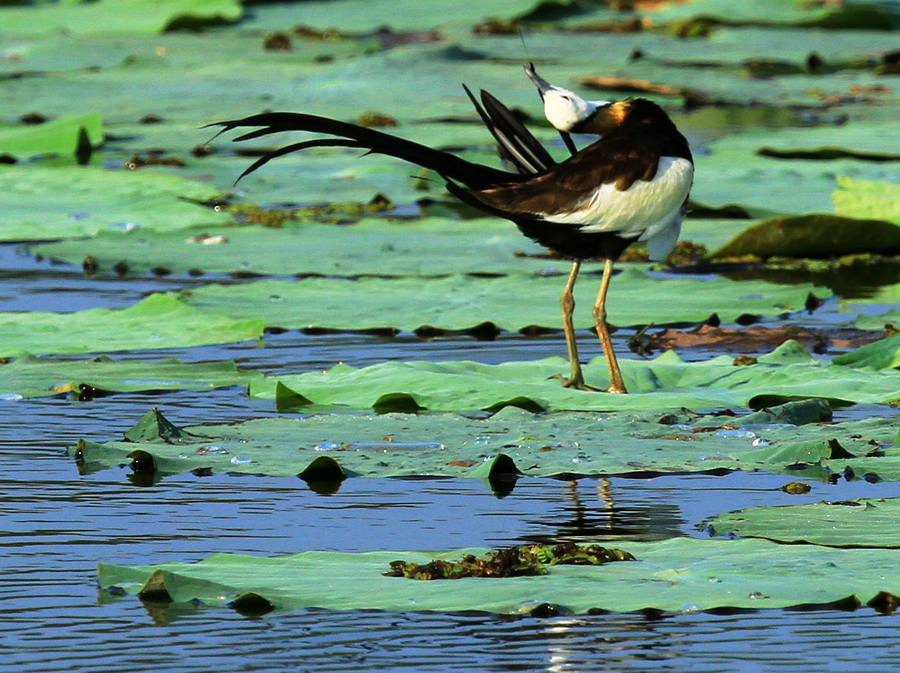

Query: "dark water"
(3, 244), (900, 673)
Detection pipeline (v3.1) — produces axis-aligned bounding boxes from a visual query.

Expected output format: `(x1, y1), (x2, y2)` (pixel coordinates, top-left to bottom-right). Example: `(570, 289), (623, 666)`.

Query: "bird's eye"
(561, 95), (571, 101)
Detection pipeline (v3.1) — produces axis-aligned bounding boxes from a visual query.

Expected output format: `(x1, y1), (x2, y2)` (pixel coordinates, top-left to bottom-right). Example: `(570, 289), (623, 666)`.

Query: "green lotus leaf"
(707, 214), (900, 260)
(855, 308), (900, 331)
(712, 122), (900, 162)
(455, 26), (900, 70)
(73, 404), (898, 481)
(174, 270), (829, 332)
(246, 343), (900, 413)
(0, 31), (375, 78)
(0, 354), (261, 399)
(692, 152), (900, 218)
(832, 334), (900, 369)
(0, 112), (103, 160)
(0, 294), (263, 357)
(96, 537), (900, 615)
(647, 0), (900, 29)
(706, 497), (900, 547)
(28, 217), (750, 279)
(0, 165), (231, 241)
(237, 0), (554, 33)
(29, 218), (564, 277)
(833, 176), (900, 225)
(584, 58), (899, 109)
(0, 0), (242, 36)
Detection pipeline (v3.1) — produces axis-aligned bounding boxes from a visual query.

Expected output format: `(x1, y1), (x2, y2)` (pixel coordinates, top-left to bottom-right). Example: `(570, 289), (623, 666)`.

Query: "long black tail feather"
(463, 86), (548, 175)
(208, 111), (528, 190)
(475, 88), (555, 174)
(234, 138), (361, 184)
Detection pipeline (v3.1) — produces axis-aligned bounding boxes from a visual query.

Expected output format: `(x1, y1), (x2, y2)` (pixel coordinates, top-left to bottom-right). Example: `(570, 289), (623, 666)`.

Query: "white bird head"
(525, 63), (611, 134)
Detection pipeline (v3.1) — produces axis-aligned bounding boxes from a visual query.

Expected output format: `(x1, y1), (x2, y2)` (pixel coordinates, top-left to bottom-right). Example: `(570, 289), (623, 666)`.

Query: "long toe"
(553, 373), (601, 392)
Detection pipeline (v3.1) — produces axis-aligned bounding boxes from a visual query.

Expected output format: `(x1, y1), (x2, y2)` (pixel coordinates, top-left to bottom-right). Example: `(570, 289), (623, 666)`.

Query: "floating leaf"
(0, 166), (231, 241)
(856, 308), (900, 331)
(706, 498), (900, 548)
(176, 270), (829, 332)
(237, 0), (548, 32)
(832, 334), (900, 370)
(708, 214), (900, 260)
(247, 344), (900, 413)
(30, 218), (559, 277)
(648, 0), (900, 29)
(833, 176), (900, 225)
(0, 355), (260, 399)
(0, 0), (243, 36)
(97, 537), (900, 615)
(73, 399), (899, 482)
(0, 112), (103, 160)
(692, 152), (900, 218)
(0, 294), (263, 357)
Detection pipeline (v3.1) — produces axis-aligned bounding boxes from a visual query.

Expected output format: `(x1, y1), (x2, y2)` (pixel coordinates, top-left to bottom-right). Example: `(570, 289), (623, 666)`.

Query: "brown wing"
(469, 134), (671, 218)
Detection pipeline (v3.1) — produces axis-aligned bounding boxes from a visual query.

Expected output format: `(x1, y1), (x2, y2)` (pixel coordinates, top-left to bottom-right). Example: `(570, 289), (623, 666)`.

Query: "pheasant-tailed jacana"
(209, 66), (693, 393)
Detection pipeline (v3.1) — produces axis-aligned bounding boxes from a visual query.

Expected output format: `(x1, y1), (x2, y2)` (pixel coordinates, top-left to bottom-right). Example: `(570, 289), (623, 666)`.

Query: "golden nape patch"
(578, 101), (632, 135)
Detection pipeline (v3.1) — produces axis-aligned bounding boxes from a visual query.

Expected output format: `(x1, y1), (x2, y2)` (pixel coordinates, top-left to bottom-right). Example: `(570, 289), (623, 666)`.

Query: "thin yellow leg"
(559, 260), (595, 391)
(592, 258), (627, 394)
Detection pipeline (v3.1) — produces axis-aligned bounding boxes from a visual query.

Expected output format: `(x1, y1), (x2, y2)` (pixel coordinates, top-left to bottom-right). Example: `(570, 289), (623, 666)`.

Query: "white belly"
(543, 156), (694, 259)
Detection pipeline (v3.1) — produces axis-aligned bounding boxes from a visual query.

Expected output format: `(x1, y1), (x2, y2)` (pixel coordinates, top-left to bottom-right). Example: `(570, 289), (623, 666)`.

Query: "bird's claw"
(553, 373), (600, 392)
(552, 373), (627, 394)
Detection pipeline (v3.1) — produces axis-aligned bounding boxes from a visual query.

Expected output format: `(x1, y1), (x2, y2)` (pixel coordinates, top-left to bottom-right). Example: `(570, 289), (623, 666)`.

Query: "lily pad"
(0, 165), (231, 241)
(0, 31), (376, 78)
(706, 497), (900, 548)
(248, 342), (900, 413)
(455, 26), (900, 73)
(238, 0), (554, 33)
(707, 214), (900, 260)
(27, 217), (769, 278)
(832, 176), (900, 225)
(647, 0), (900, 29)
(73, 405), (899, 482)
(0, 112), (103, 161)
(832, 334), (900, 369)
(175, 269), (829, 332)
(0, 0), (243, 36)
(692, 152), (900, 218)
(0, 354), (261, 399)
(0, 294), (263, 357)
(856, 308), (900, 331)
(718, 122), (900, 162)
(29, 218), (560, 277)
(96, 537), (900, 615)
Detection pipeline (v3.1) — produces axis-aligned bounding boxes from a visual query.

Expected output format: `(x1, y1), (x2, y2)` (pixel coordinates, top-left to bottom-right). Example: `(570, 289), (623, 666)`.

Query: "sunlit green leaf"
(856, 308), (900, 331)
(30, 218), (560, 277)
(707, 497), (900, 547)
(175, 270), (829, 332)
(0, 0), (242, 36)
(692, 152), (900, 218)
(0, 354), (261, 399)
(0, 166), (231, 241)
(0, 112), (103, 160)
(0, 294), (263, 357)
(96, 537), (900, 615)
(237, 0), (553, 33)
(246, 343), (900, 413)
(73, 404), (898, 481)
(648, 0), (900, 29)
(832, 176), (900, 225)
(832, 334), (900, 370)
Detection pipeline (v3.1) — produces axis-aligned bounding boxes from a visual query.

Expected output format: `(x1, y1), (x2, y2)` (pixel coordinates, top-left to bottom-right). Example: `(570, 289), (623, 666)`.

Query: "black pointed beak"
(524, 62), (552, 99)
